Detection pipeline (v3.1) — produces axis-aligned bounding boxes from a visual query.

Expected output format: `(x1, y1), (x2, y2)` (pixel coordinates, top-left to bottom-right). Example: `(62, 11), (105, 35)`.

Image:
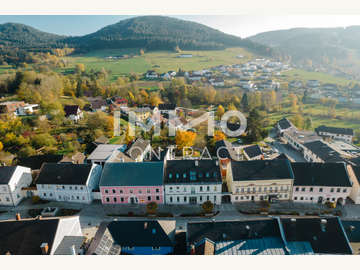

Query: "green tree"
(202, 200), (214, 214)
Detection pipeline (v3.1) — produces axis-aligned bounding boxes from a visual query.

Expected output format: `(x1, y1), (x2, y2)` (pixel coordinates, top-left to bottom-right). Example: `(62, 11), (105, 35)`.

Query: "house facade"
(36, 163), (102, 204)
(291, 163), (351, 205)
(226, 160), (294, 203)
(315, 125), (354, 143)
(0, 166), (32, 206)
(64, 105), (83, 121)
(100, 162), (164, 205)
(163, 160), (222, 205)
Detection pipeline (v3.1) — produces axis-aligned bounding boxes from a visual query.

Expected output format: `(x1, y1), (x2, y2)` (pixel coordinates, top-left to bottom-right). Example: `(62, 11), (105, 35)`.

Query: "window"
(259, 187), (262, 192)
(235, 196), (239, 201)
(264, 187), (267, 192)
(214, 196), (216, 202)
(184, 187), (187, 192)
(138, 190), (142, 194)
(170, 197), (173, 203)
(295, 187), (299, 191)
(284, 194), (288, 198)
(176, 186), (180, 190)
(169, 187), (173, 191)
(169, 173), (172, 179)
(310, 197), (313, 200)
(332, 198), (335, 201)
(120, 190), (123, 194)
(80, 187), (83, 190)
(147, 189), (150, 193)
(200, 196), (203, 202)
(207, 195), (210, 201)
(177, 197), (180, 202)
(214, 186), (217, 192)
(58, 195), (61, 200)
(343, 189), (347, 193)
(75, 186), (78, 190)
(43, 193), (46, 197)
(62, 186), (65, 190)
(156, 189), (160, 193)
(106, 197), (110, 202)
(148, 196), (151, 201)
(69, 186), (72, 190)
(300, 197), (303, 200)
(213, 172), (217, 178)
(114, 197), (117, 202)
(112, 189), (116, 194)
(190, 171), (197, 181)
(82, 196), (85, 200)
(330, 188), (334, 192)
(294, 197), (297, 200)
(130, 189), (133, 194)
(200, 186), (203, 192)
(105, 190), (109, 194)
(301, 188), (305, 192)
(206, 172), (210, 178)
(319, 188), (323, 192)
(49, 193), (53, 197)
(253, 187), (256, 192)
(337, 188), (341, 192)
(183, 173), (186, 178)
(240, 196), (243, 200)
(310, 188), (313, 192)
(207, 186), (210, 191)
(247, 188), (250, 192)
(176, 173), (179, 179)
(121, 198), (124, 202)
(156, 196), (160, 200)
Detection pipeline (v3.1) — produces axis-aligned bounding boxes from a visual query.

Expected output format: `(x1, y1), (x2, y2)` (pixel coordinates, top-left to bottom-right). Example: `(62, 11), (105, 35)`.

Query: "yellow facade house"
(226, 160), (294, 203)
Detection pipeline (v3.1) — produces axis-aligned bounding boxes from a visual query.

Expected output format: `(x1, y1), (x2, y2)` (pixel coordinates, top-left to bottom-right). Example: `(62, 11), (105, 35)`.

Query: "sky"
(0, 15), (360, 38)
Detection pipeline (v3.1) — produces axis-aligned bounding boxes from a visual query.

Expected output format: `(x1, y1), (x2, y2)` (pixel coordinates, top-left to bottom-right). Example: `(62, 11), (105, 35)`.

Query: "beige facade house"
(226, 160), (294, 203)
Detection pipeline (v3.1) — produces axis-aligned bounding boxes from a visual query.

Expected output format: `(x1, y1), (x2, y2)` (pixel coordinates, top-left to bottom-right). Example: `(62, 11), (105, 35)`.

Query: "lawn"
(60, 47), (253, 81)
(282, 68), (356, 86)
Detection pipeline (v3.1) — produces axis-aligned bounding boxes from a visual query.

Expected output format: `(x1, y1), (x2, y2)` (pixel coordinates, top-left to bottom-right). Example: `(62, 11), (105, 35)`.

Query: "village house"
(210, 77), (225, 87)
(87, 220), (175, 255)
(315, 125), (354, 143)
(303, 140), (345, 163)
(145, 70), (159, 79)
(226, 160), (294, 203)
(0, 166), (32, 206)
(282, 129), (321, 152)
(64, 105), (83, 122)
(87, 144), (128, 166)
(0, 101), (25, 115)
(86, 97), (108, 112)
(242, 145), (264, 160)
(15, 103), (39, 116)
(158, 103), (176, 114)
(291, 162), (352, 205)
(275, 117), (296, 135)
(187, 217), (353, 255)
(0, 216), (84, 255)
(36, 163), (102, 204)
(125, 138), (151, 162)
(99, 162), (164, 205)
(163, 160), (222, 205)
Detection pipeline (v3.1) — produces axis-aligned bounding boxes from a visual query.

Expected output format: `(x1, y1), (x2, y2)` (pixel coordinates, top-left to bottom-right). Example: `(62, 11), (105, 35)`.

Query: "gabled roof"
(15, 154), (63, 170)
(303, 140), (344, 163)
(230, 160), (294, 181)
(100, 162), (164, 187)
(64, 105), (80, 117)
(291, 162), (351, 187)
(243, 145), (263, 159)
(163, 160), (222, 184)
(96, 220), (174, 249)
(281, 217), (353, 255)
(277, 118), (293, 130)
(215, 140), (239, 160)
(125, 138), (150, 160)
(36, 163), (93, 185)
(315, 125), (354, 136)
(158, 103), (176, 111)
(0, 218), (60, 255)
(0, 166), (17, 185)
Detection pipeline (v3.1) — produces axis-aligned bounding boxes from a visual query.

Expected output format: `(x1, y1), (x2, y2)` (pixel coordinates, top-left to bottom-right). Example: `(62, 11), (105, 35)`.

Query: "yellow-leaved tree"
(175, 130), (197, 151)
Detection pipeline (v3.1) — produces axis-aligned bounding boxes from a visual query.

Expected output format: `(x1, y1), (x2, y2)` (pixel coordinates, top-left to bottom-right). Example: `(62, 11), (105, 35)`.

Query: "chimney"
(320, 219), (327, 232)
(144, 222), (148, 229)
(245, 225), (251, 237)
(70, 245), (76, 255)
(215, 160), (219, 166)
(40, 243), (49, 255)
(350, 225), (356, 232)
(195, 160), (199, 167)
(190, 244), (196, 255)
(15, 213), (21, 221)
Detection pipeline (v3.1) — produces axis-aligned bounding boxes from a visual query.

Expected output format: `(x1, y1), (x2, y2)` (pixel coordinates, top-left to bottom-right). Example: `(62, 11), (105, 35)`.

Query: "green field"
(282, 68), (356, 86)
(62, 47), (253, 80)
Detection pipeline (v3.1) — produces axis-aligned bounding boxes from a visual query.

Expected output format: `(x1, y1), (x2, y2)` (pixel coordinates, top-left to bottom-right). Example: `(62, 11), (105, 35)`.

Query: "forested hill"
(0, 23), (64, 48)
(65, 16), (273, 55)
(248, 26), (360, 79)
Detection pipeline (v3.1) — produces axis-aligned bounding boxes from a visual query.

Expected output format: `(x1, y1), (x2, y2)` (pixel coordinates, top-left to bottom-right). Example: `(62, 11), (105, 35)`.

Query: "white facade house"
(291, 163), (352, 205)
(15, 104), (39, 116)
(0, 166), (32, 206)
(315, 125), (354, 143)
(36, 163), (102, 204)
(64, 105), (83, 122)
(348, 165), (360, 204)
(163, 160), (222, 205)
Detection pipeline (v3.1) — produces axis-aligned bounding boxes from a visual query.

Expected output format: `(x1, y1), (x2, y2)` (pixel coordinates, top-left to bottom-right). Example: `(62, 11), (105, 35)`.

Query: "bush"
(146, 202), (158, 215)
(202, 200), (214, 214)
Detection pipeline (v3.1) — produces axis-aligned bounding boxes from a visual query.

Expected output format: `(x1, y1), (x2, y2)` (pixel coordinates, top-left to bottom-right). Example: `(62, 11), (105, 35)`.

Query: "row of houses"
(4, 157), (360, 207)
(1, 215), (360, 255)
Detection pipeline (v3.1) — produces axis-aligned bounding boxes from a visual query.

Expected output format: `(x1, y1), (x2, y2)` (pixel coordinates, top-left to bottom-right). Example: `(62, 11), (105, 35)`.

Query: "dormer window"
(213, 172), (217, 177)
(176, 173), (179, 179)
(169, 173), (172, 179)
(190, 171), (197, 181)
(206, 172), (210, 178)
(199, 172), (203, 178)
(183, 173), (186, 178)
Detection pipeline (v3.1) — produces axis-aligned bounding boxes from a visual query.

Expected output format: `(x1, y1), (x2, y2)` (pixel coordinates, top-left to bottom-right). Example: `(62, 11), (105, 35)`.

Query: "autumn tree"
(216, 105), (225, 119)
(291, 114), (304, 129)
(175, 130), (197, 151)
(75, 63), (85, 74)
(0, 141), (3, 152)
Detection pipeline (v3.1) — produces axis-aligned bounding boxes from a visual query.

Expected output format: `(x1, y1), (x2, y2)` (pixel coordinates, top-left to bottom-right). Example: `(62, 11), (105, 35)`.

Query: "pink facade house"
(100, 162), (164, 204)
